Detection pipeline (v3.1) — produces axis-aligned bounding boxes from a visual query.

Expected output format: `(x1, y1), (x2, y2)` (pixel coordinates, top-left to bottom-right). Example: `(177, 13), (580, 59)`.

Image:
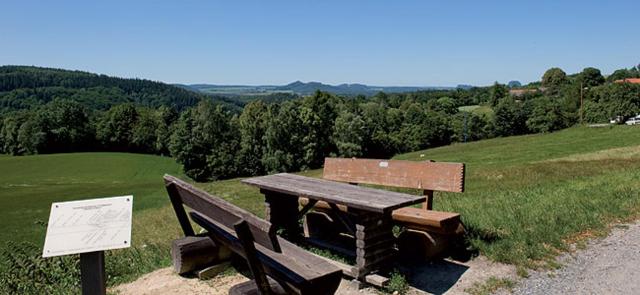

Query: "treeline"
(0, 65), (206, 112)
(0, 100), (180, 155)
(1, 64), (639, 181)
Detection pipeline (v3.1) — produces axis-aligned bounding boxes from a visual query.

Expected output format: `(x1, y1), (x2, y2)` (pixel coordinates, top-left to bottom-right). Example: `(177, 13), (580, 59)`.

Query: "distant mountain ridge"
(187, 81), (459, 96)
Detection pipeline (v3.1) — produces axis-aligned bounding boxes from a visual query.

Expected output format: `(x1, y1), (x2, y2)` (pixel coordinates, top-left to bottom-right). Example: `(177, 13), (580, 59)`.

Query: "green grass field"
(2, 126), (640, 290)
(191, 126), (640, 269)
(458, 105), (494, 117)
(0, 152), (184, 246)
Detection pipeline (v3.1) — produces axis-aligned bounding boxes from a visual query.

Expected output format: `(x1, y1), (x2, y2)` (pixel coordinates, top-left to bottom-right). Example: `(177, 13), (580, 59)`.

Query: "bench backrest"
(323, 158), (465, 210)
(164, 174), (281, 253)
(323, 158), (465, 193)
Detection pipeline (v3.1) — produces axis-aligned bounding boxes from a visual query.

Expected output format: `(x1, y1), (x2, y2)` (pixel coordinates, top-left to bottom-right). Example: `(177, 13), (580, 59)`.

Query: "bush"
(385, 269), (409, 295)
(0, 241), (171, 295)
(0, 241), (80, 295)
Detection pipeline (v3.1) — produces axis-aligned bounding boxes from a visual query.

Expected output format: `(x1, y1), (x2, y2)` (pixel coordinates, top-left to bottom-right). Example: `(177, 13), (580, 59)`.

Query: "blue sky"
(1, 1), (638, 86)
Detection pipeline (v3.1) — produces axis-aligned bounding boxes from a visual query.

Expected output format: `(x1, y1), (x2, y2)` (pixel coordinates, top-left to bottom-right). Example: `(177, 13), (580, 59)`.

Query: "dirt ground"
(111, 255), (517, 295)
(505, 221), (640, 295)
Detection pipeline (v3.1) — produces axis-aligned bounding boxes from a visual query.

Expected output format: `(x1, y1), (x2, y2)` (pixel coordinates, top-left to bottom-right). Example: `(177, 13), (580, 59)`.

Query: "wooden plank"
(298, 199), (318, 220)
(328, 203), (355, 235)
(234, 220), (274, 295)
(364, 274), (389, 288)
(422, 190), (434, 210)
(242, 173), (425, 213)
(391, 207), (460, 230)
(171, 236), (223, 274)
(166, 182), (195, 237)
(189, 211), (343, 295)
(305, 250), (389, 287)
(164, 175), (281, 253)
(323, 158), (465, 193)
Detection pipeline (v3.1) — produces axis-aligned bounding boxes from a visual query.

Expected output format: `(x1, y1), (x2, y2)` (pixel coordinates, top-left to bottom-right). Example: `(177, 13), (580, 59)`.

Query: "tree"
(508, 80), (522, 88)
(299, 91), (338, 169)
(10, 100), (94, 154)
(541, 68), (568, 89)
(585, 83), (640, 121)
(607, 68), (633, 82)
(262, 101), (305, 173)
(578, 67), (605, 87)
(451, 112), (491, 142)
(489, 82), (508, 106)
(333, 110), (366, 157)
(0, 113), (28, 155)
(97, 104), (139, 151)
(493, 97), (529, 136)
(397, 103), (452, 152)
(155, 106), (178, 156)
(169, 101), (240, 181)
(359, 102), (394, 158)
(525, 97), (567, 133)
(432, 97), (458, 115)
(132, 108), (161, 153)
(238, 100), (268, 175)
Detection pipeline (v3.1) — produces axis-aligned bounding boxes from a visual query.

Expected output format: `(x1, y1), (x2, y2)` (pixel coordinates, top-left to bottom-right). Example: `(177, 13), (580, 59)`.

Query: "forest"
(1, 65), (639, 181)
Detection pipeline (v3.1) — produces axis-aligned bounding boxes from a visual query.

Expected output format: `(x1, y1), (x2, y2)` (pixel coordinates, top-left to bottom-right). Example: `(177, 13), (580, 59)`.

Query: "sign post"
(80, 251), (106, 295)
(43, 196), (133, 295)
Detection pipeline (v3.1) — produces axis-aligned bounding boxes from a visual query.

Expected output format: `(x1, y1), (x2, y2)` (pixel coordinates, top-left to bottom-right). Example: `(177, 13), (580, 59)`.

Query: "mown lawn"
(0, 152), (184, 246)
(0, 152), (185, 286)
(458, 105), (494, 117)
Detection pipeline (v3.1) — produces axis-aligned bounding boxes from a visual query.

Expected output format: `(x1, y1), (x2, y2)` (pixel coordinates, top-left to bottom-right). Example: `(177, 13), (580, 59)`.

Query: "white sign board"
(42, 196), (133, 257)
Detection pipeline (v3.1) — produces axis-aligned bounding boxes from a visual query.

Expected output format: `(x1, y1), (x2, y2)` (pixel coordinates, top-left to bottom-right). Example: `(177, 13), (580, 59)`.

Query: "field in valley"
(2, 125), (640, 288)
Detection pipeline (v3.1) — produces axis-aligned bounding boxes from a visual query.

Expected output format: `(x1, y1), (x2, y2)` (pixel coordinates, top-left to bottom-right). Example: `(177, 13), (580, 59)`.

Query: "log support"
(171, 236), (232, 275)
(351, 209), (396, 280)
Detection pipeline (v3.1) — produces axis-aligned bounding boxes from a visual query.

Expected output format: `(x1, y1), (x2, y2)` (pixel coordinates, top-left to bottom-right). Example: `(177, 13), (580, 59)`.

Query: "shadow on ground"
(398, 259), (470, 294)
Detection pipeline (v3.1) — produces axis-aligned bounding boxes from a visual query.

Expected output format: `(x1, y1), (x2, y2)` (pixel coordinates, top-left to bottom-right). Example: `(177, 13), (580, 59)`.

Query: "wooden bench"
(305, 158), (466, 259)
(164, 175), (342, 295)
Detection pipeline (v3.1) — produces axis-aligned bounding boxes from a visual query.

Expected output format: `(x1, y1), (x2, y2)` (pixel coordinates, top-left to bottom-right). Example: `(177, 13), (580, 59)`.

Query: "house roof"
(614, 78), (640, 84)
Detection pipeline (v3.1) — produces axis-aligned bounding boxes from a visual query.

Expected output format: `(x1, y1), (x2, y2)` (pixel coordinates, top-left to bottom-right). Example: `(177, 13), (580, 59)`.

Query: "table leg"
(261, 189), (301, 238)
(351, 210), (396, 280)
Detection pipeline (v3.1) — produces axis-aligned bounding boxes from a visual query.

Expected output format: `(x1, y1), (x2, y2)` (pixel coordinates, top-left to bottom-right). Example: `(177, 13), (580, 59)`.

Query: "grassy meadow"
(192, 125), (640, 269)
(0, 152), (186, 288)
(2, 125), (640, 290)
(0, 152), (184, 246)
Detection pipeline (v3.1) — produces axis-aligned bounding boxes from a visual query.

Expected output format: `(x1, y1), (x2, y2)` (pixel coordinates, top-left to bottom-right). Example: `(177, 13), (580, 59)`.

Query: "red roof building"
(614, 78), (640, 84)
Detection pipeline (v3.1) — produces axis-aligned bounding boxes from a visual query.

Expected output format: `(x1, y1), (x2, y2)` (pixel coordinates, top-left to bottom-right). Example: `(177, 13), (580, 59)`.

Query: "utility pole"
(463, 112), (468, 143)
(580, 81), (584, 124)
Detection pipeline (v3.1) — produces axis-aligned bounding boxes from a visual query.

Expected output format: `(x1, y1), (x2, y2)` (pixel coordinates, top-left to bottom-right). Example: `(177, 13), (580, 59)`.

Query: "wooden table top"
(242, 173), (425, 214)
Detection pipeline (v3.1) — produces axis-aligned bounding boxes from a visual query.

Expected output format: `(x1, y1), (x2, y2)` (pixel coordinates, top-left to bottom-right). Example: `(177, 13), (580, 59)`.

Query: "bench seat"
(391, 207), (462, 235)
(164, 175), (342, 295)
(301, 198), (462, 234)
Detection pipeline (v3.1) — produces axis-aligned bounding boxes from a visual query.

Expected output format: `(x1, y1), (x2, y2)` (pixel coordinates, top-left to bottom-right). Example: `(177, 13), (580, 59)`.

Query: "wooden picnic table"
(242, 173), (425, 280)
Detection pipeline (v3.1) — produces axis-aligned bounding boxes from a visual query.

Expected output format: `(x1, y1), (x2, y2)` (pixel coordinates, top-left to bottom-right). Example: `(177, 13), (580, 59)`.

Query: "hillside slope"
(194, 126), (640, 268)
(0, 65), (204, 111)
(0, 152), (183, 245)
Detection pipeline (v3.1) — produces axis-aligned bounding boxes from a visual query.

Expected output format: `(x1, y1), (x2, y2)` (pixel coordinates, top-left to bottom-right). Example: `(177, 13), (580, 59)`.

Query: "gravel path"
(509, 221), (640, 295)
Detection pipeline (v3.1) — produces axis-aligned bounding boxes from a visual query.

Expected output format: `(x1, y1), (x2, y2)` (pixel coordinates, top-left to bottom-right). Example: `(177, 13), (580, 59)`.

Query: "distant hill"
(188, 81), (457, 96)
(0, 66), (210, 112)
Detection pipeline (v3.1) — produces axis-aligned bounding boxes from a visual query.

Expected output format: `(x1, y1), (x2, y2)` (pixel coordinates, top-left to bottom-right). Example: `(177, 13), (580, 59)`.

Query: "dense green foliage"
(0, 66), (206, 111)
(2, 65), (640, 181)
